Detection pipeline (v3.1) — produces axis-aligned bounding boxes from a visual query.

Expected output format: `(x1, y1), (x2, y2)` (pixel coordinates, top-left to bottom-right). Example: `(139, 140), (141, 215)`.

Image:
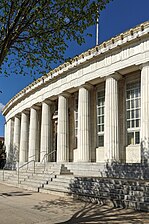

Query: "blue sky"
(0, 0), (149, 136)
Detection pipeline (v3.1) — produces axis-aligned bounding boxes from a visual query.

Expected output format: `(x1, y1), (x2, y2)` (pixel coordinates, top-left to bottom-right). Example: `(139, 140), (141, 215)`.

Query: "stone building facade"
(3, 21), (149, 166)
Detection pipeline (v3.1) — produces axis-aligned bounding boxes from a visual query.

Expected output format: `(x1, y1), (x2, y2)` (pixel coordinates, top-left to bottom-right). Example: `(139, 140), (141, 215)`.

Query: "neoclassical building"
(3, 21), (149, 165)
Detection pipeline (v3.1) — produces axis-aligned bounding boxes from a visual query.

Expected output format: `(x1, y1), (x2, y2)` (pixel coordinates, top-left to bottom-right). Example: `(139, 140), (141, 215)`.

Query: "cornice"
(2, 20), (149, 116)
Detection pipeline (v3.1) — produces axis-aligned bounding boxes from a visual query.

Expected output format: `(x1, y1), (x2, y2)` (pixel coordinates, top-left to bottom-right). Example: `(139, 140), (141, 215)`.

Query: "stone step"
(31, 175), (54, 181)
(49, 180), (70, 188)
(20, 180), (43, 188)
(54, 175), (74, 181)
(32, 173), (56, 179)
(72, 171), (104, 177)
(0, 170), (16, 174)
(8, 176), (27, 181)
(65, 164), (106, 176)
(24, 178), (48, 185)
(19, 172), (32, 177)
(3, 175), (18, 181)
(19, 173), (57, 185)
(30, 171), (45, 174)
(3, 179), (20, 185)
(66, 163), (105, 170)
(42, 183), (70, 193)
(53, 177), (73, 184)
(39, 188), (71, 197)
(18, 184), (39, 192)
(0, 171), (17, 179)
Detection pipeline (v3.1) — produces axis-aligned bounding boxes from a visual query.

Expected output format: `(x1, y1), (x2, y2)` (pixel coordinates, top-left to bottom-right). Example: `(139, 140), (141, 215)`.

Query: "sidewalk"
(0, 183), (148, 224)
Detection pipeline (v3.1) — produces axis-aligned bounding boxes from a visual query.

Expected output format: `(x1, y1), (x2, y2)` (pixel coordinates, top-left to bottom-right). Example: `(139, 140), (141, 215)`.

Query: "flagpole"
(96, 8), (99, 46)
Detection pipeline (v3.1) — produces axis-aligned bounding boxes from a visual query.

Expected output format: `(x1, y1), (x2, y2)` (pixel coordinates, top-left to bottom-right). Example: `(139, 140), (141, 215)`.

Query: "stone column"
(77, 85), (91, 162)
(13, 116), (21, 161)
(104, 75), (119, 162)
(20, 112), (29, 163)
(57, 93), (69, 162)
(6, 118), (14, 161)
(140, 63), (149, 163)
(4, 122), (7, 151)
(28, 107), (38, 161)
(40, 101), (52, 162)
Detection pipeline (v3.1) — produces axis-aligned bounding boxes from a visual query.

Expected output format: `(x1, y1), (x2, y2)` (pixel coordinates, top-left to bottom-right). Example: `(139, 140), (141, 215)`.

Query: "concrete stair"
(0, 170), (17, 182)
(1, 163), (149, 212)
(40, 175), (74, 196)
(0, 163), (106, 192)
(0, 169), (34, 187)
(0, 163), (106, 193)
(0, 163), (73, 192)
(65, 162), (106, 177)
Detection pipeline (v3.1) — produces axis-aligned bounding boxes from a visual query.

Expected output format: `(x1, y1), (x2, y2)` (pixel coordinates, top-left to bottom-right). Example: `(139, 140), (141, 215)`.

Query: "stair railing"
(17, 160), (35, 184)
(28, 154), (35, 161)
(41, 150), (56, 171)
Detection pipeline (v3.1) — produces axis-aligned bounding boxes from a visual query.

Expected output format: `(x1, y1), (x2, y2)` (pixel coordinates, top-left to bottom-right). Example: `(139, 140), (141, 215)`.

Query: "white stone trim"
(3, 21), (149, 121)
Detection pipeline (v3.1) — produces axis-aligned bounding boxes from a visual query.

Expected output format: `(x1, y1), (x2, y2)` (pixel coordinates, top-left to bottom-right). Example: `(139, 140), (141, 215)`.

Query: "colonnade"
(5, 64), (149, 164)
(5, 74), (120, 164)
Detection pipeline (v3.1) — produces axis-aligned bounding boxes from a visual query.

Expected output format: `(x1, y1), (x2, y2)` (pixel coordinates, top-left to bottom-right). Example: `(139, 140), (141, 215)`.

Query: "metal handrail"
(28, 151), (47, 162)
(41, 150), (56, 171)
(28, 154), (36, 160)
(18, 160), (35, 184)
(2, 150), (56, 183)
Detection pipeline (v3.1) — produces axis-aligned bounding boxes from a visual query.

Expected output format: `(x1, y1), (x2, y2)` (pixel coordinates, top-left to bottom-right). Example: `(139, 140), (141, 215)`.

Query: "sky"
(0, 0), (149, 136)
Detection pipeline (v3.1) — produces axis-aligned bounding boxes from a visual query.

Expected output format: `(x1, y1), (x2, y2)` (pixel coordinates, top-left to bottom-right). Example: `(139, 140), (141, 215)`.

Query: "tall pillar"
(104, 75), (119, 162)
(57, 93), (69, 162)
(140, 63), (149, 162)
(40, 101), (52, 162)
(4, 122), (7, 151)
(6, 118), (14, 161)
(20, 112), (29, 163)
(28, 107), (38, 161)
(77, 85), (91, 162)
(13, 116), (21, 161)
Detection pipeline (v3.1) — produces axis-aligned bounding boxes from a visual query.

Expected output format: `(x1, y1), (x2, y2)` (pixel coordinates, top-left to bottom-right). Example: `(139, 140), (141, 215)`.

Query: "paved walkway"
(0, 183), (148, 224)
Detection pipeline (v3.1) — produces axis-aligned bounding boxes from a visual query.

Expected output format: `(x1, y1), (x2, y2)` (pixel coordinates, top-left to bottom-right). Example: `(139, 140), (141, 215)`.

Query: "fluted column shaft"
(20, 112), (29, 162)
(141, 63), (149, 139)
(104, 76), (119, 162)
(77, 86), (90, 162)
(4, 122), (7, 151)
(6, 119), (14, 159)
(13, 116), (21, 161)
(28, 107), (38, 161)
(40, 102), (52, 162)
(141, 63), (149, 162)
(57, 94), (69, 162)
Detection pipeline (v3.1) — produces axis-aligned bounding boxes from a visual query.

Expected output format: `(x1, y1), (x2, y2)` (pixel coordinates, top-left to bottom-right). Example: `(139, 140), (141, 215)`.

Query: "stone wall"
(69, 163), (149, 212)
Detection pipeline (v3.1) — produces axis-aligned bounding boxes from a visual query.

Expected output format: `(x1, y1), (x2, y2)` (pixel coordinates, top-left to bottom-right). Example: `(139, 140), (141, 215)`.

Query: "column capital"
(42, 99), (53, 105)
(139, 62), (149, 70)
(105, 73), (122, 81)
(60, 91), (71, 98)
(31, 104), (41, 110)
(80, 82), (93, 90)
(7, 117), (14, 122)
(14, 113), (21, 119)
(22, 109), (30, 115)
